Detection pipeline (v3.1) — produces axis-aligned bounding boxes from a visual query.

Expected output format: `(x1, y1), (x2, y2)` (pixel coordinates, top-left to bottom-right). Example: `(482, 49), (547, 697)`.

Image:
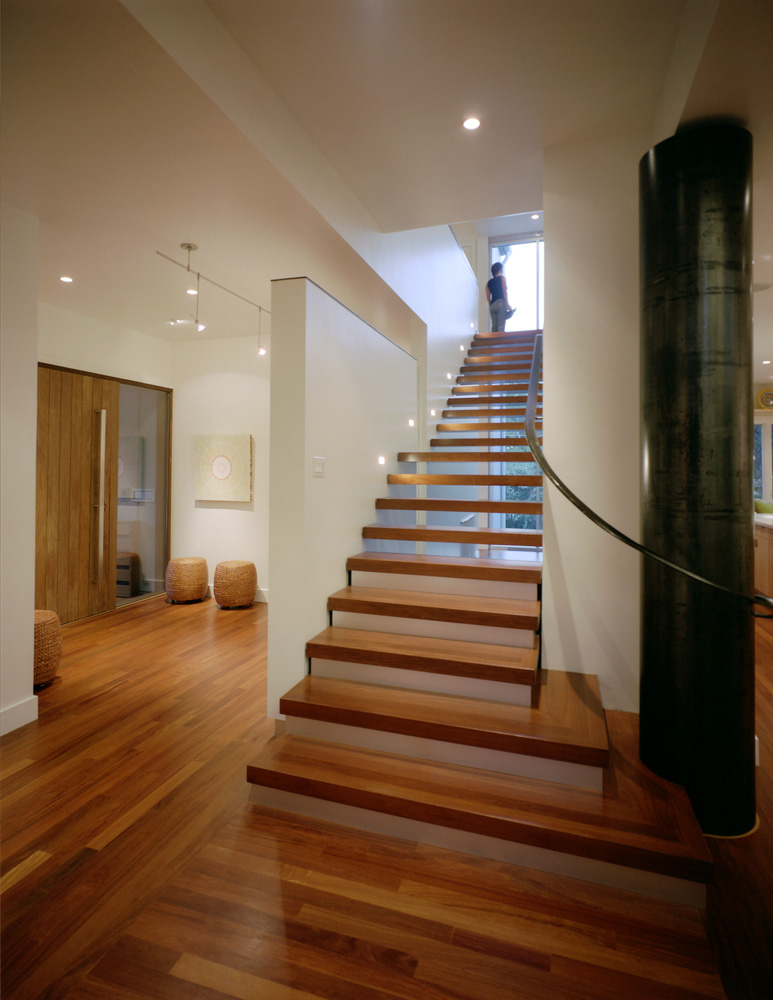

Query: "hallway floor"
(1, 595), (770, 998)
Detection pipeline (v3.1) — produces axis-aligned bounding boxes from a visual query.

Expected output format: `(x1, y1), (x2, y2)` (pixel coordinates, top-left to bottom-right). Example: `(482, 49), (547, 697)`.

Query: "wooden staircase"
(248, 329), (713, 906)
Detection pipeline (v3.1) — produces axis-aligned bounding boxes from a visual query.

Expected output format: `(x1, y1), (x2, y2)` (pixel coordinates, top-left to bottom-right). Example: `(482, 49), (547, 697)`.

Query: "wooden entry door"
(35, 367), (119, 623)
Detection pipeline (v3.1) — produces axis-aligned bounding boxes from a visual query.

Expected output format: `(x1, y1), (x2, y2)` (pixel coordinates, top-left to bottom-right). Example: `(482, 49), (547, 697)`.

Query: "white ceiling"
(2, 0), (772, 370)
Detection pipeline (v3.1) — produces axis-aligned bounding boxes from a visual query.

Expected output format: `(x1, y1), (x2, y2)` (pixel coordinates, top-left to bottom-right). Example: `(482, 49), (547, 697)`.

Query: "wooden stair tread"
(346, 551), (542, 583)
(452, 383), (530, 394)
(280, 671), (607, 765)
(435, 423), (535, 434)
(387, 474), (541, 486)
(445, 396), (533, 406)
(363, 524), (542, 545)
(306, 626), (539, 684)
(247, 726), (713, 884)
(457, 373), (532, 382)
(474, 331), (539, 341)
(375, 498), (542, 514)
(441, 409), (541, 418)
(463, 355), (538, 365)
(327, 586), (540, 629)
(398, 451), (535, 462)
(426, 440), (542, 452)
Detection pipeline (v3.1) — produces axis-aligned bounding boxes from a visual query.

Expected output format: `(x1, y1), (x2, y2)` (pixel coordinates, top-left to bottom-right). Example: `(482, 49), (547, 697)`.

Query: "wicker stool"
(165, 557), (209, 603)
(34, 610), (62, 689)
(213, 560), (257, 608)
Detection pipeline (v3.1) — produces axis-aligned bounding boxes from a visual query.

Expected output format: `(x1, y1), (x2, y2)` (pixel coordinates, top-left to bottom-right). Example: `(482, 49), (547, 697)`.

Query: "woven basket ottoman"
(34, 610), (62, 689)
(165, 557), (209, 603)
(214, 560), (257, 608)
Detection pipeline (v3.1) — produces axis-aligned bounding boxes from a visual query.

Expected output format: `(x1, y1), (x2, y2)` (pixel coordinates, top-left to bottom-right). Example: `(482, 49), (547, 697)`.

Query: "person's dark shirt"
(487, 275), (505, 302)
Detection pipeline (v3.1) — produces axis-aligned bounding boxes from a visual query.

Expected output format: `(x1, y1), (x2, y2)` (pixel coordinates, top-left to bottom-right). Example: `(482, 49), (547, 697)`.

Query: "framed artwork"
(194, 434), (253, 502)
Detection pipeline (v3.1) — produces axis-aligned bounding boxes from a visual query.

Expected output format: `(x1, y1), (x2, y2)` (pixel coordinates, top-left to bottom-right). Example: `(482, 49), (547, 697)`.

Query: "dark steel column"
(639, 123), (756, 836)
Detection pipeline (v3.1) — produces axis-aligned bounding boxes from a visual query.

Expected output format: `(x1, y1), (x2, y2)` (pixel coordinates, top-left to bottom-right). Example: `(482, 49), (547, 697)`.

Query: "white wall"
(541, 129), (646, 712)
(38, 303), (175, 387)
(1, 205), (40, 734)
(267, 278), (419, 718)
(169, 336), (270, 596)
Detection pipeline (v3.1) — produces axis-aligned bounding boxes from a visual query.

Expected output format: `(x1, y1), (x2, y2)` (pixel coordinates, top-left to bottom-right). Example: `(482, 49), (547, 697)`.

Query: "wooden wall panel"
(35, 367), (120, 624)
(45, 369), (61, 614)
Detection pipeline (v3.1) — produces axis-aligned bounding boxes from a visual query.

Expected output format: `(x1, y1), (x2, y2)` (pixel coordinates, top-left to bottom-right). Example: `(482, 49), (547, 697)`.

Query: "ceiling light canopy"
(60, 275), (73, 283)
(463, 117), (480, 130)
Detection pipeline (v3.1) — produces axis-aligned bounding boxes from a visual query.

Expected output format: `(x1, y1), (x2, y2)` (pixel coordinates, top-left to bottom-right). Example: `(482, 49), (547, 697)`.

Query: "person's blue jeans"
(489, 298), (507, 332)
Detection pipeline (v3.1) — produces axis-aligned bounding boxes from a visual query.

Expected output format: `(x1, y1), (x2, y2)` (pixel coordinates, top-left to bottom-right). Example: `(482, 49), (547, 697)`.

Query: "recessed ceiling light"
(764, 360), (771, 365)
(60, 275), (73, 283)
(531, 214), (540, 220)
(186, 288), (198, 296)
(463, 117), (480, 130)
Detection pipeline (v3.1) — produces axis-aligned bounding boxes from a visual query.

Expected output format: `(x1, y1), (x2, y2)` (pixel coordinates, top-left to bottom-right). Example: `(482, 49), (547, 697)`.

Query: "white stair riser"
(330, 610), (535, 647)
(249, 786), (706, 910)
(310, 658), (533, 706)
(349, 570), (537, 601)
(284, 716), (603, 790)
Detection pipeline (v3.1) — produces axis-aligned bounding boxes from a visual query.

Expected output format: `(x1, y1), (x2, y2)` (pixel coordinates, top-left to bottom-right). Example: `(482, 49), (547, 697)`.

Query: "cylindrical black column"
(639, 123), (756, 836)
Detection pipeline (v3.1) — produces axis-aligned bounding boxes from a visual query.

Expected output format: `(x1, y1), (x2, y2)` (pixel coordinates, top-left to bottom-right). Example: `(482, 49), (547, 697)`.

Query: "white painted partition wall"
(267, 278), (420, 719)
(0, 204), (39, 735)
(541, 130), (645, 713)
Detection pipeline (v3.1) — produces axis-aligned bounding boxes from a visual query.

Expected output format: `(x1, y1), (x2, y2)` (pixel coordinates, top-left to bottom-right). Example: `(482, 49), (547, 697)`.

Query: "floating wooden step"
(306, 627), (539, 685)
(398, 451), (534, 463)
(467, 347), (534, 358)
(434, 425), (533, 437)
(387, 473), (541, 486)
(474, 331), (539, 343)
(346, 551), (542, 584)
(452, 383), (530, 394)
(246, 715), (713, 887)
(375, 499), (542, 515)
(279, 671), (606, 766)
(441, 408), (540, 418)
(327, 586), (540, 630)
(457, 372), (532, 383)
(445, 395), (533, 407)
(362, 524), (542, 546)
(459, 361), (531, 378)
(463, 353), (537, 364)
(429, 439), (537, 451)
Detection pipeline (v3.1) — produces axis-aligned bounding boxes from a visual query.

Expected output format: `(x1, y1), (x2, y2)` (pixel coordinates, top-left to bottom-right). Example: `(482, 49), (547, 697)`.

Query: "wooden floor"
(1, 596), (771, 999)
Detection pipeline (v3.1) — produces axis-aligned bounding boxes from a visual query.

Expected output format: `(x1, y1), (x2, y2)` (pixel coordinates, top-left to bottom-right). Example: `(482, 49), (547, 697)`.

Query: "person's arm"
(502, 276), (510, 307)
(486, 281), (492, 304)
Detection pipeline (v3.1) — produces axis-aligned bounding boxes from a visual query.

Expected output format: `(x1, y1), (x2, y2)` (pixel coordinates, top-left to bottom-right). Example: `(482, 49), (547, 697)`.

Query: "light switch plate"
(312, 456), (326, 477)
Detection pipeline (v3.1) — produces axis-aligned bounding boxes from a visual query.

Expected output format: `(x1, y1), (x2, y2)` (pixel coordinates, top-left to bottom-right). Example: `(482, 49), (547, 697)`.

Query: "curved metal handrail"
(524, 333), (773, 614)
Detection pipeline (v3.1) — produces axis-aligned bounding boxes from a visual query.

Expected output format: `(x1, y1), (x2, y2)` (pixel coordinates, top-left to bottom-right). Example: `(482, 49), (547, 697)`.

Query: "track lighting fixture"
(157, 243), (269, 348)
